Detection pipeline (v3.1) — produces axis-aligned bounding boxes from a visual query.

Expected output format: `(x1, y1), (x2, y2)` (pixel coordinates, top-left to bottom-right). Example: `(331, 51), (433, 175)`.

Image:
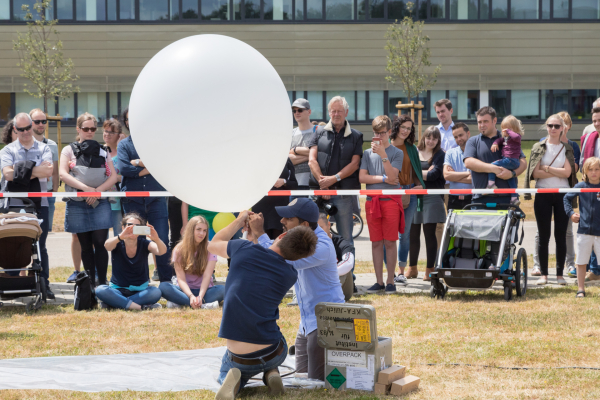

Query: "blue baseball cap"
(275, 198), (319, 223)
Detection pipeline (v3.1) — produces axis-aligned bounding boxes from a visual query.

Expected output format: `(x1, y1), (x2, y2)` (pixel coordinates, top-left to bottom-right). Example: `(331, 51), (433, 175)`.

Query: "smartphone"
(372, 138), (382, 145)
(133, 226), (151, 236)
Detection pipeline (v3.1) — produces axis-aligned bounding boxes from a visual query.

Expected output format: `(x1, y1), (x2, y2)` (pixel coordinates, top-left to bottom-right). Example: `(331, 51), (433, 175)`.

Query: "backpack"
(73, 271), (98, 311)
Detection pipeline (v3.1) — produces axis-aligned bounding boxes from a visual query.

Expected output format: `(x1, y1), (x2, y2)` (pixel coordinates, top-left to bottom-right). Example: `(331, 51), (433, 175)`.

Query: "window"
(244, 0), (260, 18)
(429, 90), (446, 118)
(554, 0), (569, 17)
(15, 93), (43, 115)
(489, 90), (508, 119)
(511, 0), (538, 19)
(264, 0), (292, 20)
(107, 0), (116, 19)
(480, 0), (489, 18)
(542, 89), (569, 118)
(182, 0), (198, 18)
(12, 0), (35, 20)
(109, 92), (119, 118)
(541, 0), (550, 18)
(369, 91), (384, 120)
(77, 93), (107, 122)
(388, 0), (412, 19)
(57, 0), (74, 19)
(119, 0), (135, 19)
(357, 91), (366, 121)
(76, 0), (107, 20)
(202, 0), (228, 19)
(511, 90), (539, 120)
(388, 90), (408, 119)
(450, 0), (478, 19)
(370, 0), (384, 18)
(326, 0), (353, 20)
(307, 0), (322, 18)
(327, 91), (355, 120)
(0, 0), (9, 19)
(573, 0), (600, 19)
(492, 0), (508, 18)
(307, 91), (323, 120)
(121, 92), (131, 113)
(140, 0), (170, 20)
(430, 0), (445, 18)
(0, 93), (12, 123)
(295, 0), (303, 18)
(571, 89), (599, 120)
(59, 94), (75, 122)
(449, 90), (479, 120)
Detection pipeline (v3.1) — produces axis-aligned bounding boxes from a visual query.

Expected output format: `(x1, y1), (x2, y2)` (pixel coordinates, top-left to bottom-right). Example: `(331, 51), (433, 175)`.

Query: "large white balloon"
(129, 35), (292, 212)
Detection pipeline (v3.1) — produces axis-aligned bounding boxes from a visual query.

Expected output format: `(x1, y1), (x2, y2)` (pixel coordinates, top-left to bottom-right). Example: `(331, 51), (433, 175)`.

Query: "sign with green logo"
(326, 367), (346, 389)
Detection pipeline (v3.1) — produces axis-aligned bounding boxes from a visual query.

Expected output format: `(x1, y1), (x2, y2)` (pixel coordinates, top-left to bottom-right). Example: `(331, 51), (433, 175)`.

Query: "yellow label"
(353, 319), (371, 343)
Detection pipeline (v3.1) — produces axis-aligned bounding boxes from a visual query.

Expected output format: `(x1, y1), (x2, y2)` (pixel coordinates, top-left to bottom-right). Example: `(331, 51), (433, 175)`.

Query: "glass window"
(489, 90), (508, 119)
(15, 93), (43, 115)
(357, 91), (366, 121)
(361, 0), (383, 19)
(542, 90), (551, 118)
(119, 0), (135, 19)
(541, 0), (550, 18)
(369, 91), (384, 120)
(77, 93), (107, 123)
(121, 92), (131, 114)
(511, 0), (538, 19)
(326, 0), (353, 19)
(552, 89), (569, 113)
(417, 0), (427, 18)
(307, 0), (322, 18)
(571, 90), (598, 120)
(307, 91), (323, 120)
(326, 91), (355, 121)
(288, 91), (293, 104)
(450, 0), (478, 19)
(109, 92), (119, 119)
(232, 0), (241, 19)
(182, 0), (198, 18)
(430, 0), (445, 18)
(0, 0), (9, 19)
(57, 0), (74, 19)
(58, 94), (75, 122)
(140, 0), (169, 20)
(388, 90), (408, 119)
(553, 0), (569, 17)
(76, 0), (107, 20)
(511, 90), (539, 120)
(107, 0), (116, 19)
(202, 0), (228, 19)
(492, 0), (507, 18)
(244, 0), (260, 18)
(0, 93), (12, 124)
(388, 0), (412, 19)
(295, 0), (303, 18)
(429, 90), (446, 119)
(449, 90), (479, 120)
(480, 0), (489, 18)
(573, 0), (600, 19)
(265, 0), (292, 19)
(12, 0), (36, 20)
(171, 0), (180, 19)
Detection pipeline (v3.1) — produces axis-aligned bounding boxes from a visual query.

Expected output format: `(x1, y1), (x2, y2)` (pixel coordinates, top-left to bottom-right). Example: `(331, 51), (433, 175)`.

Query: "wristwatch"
(335, 174), (341, 182)
(511, 171), (517, 178)
(382, 158), (389, 163)
(282, 178), (287, 185)
(134, 160), (140, 167)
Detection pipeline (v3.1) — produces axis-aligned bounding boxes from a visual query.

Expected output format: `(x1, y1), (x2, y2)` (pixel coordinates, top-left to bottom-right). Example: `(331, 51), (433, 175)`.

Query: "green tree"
(13, 0), (79, 113)
(384, 2), (441, 102)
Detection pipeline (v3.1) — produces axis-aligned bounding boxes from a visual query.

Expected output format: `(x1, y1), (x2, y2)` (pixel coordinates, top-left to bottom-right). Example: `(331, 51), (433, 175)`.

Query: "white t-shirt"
(290, 126), (316, 187)
(536, 143), (569, 189)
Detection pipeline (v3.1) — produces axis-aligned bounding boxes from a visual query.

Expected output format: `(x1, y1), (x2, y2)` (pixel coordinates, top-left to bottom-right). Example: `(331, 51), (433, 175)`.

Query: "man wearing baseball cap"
(289, 98), (316, 200)
(247, 198), (344, 381)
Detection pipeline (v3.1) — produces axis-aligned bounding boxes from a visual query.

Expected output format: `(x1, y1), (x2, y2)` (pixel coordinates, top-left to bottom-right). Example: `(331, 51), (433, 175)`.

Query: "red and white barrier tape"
(1, 188), (599, 198)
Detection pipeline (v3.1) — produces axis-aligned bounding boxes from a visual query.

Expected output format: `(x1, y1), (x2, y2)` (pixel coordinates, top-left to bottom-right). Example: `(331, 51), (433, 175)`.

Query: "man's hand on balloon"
(319, 175), (337, 189)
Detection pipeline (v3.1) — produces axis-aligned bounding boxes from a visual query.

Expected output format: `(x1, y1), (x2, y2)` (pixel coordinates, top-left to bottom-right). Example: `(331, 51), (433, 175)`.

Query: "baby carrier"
(64, 140), (110, 206)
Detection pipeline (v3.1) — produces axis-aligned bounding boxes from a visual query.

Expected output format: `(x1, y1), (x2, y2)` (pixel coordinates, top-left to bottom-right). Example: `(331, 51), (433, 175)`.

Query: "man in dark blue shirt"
(117, 109), (172, 282)
(208, 211), (318, 400)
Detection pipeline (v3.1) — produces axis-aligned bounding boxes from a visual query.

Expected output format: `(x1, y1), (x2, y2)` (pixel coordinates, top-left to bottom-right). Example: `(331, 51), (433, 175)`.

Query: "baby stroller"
(0, 199), (46, 311)
(430, 202), (527, 301)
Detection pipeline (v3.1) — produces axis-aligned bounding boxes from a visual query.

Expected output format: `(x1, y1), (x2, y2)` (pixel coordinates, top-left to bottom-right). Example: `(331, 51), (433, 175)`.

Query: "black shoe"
(366, 283), (385, 294)
(385, 283), (397, 295)
(46, 288), (55, 300)
(353, 283), (358, 293)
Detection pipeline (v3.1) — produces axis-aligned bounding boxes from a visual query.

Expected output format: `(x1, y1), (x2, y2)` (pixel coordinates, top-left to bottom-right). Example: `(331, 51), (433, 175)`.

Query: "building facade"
(1, 0), (599, 141)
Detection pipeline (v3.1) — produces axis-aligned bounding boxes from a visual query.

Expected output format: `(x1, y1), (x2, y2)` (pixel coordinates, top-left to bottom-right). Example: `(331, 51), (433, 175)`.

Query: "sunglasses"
(125, 223), (143, 227)
(33, 119), (47, 125)
(547, 124), (562, 130)
(15, 125), (32, 132)
(293, 109), (306, 113)
(80, 127), (97, 133)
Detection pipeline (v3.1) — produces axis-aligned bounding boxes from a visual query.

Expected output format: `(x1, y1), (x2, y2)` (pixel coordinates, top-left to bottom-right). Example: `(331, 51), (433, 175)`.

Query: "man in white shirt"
(435, 98), (457, 152)
(289, 98), (315, 197)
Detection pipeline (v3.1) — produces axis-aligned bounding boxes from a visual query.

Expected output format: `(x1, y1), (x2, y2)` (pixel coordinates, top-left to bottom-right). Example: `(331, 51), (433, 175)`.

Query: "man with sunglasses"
(30, 108), (59, 232)
(1, 112), (54, 298)
(289, 99), (315, 200)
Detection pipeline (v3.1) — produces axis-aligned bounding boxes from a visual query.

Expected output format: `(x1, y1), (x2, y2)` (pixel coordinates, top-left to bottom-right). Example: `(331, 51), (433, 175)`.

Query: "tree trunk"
(43, 96), (48, 114)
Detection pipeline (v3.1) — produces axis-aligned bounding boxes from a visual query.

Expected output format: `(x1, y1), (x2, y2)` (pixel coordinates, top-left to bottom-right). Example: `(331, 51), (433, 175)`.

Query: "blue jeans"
(218, 337), (288, 392)
(329, 195), (355, 245)
(590, 251), (600, 275)
(47, 197), (55, 232)
(37, 206), (50, 286)
(159, 282), (225, 306)
(398, 191), (418, 267)
(95, 285), (162, 309)
(122, 198), (172, 282)
(489, 158), (520, 189)
(111, 209), (123, 236)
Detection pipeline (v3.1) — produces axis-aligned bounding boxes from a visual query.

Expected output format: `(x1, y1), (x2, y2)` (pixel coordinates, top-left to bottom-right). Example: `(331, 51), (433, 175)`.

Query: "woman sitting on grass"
(159, 216), (225, 309)
(96, 213), (167, 310)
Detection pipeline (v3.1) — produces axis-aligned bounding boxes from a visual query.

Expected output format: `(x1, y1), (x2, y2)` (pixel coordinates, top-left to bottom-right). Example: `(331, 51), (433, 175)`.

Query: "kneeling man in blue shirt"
(247, 198), (345, 381)
(208, 211), (318, 400)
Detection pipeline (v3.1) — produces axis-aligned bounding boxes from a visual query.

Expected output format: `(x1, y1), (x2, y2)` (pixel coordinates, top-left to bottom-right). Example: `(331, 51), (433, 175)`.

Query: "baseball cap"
(275, 198), (319, 223)
(292, 98), (310, 110)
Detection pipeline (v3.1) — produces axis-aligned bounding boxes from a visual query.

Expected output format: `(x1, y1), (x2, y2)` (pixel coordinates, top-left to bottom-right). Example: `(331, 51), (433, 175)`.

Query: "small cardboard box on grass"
(390, 375), (420, 396)
(377, 365), (406, 385)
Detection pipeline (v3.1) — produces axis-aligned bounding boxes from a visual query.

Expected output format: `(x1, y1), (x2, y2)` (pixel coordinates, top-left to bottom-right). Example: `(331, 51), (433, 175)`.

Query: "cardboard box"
(377, 365), (407, 385)
(390, 375), (420, 396)
(374, 383), (389, 395)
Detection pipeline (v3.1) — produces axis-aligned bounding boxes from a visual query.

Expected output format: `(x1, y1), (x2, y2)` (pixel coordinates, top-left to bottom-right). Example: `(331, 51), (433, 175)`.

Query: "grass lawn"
(1, 265), (599, 399)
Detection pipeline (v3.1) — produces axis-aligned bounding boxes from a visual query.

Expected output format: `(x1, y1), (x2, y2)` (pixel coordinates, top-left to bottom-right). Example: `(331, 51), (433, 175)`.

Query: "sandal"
(576, 290), (586, 298)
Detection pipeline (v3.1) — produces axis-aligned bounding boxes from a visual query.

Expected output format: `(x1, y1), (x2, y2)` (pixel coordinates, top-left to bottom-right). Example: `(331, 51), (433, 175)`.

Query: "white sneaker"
(201, 301), (219, 310)
(166, 301), (182, 309)
(531, 267), (542, 276)
(394, 274), (408, 286)
(536, 276), (548, 285)
(141, 303), (162, 310)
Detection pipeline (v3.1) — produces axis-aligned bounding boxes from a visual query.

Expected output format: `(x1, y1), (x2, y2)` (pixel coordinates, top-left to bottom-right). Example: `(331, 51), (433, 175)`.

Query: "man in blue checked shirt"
(247, 198), (344, 381)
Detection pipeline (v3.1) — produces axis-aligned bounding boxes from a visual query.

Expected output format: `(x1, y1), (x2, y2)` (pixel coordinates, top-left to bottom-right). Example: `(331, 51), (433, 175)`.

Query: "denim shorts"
(65, 199), (113, 233)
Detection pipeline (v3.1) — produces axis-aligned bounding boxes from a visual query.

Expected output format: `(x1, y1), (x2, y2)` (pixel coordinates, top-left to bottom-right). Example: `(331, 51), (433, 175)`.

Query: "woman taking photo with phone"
(96, 213), (167, 310)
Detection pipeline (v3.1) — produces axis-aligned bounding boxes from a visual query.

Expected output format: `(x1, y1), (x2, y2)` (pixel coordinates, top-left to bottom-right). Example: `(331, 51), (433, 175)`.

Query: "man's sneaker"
(216, 368), (241, 400)
(394, 274), (408, 286)
(166, 301), (182, 309)
(567, 266), (577, 278)
(141, 303), (162, 310)
(585, 271), (600, 282)
(201, 301), (220, 310)
(66, 271), (78, 283)
(287, 293), (298, 306)
(264, 369), (285, 396)
(151, 270), (160, 282)
(531, 267), (542, 276)
(384, 283), (396, 295)
(366, 283), (385, 294)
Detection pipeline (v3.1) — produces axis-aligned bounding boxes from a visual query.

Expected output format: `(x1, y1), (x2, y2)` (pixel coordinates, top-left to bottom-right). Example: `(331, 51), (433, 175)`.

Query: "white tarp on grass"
(0, 346), (324, 392)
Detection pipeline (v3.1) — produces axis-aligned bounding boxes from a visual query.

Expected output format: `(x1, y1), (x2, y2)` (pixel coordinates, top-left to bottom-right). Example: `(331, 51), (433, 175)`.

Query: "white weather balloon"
(129, 34), (292, 212)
